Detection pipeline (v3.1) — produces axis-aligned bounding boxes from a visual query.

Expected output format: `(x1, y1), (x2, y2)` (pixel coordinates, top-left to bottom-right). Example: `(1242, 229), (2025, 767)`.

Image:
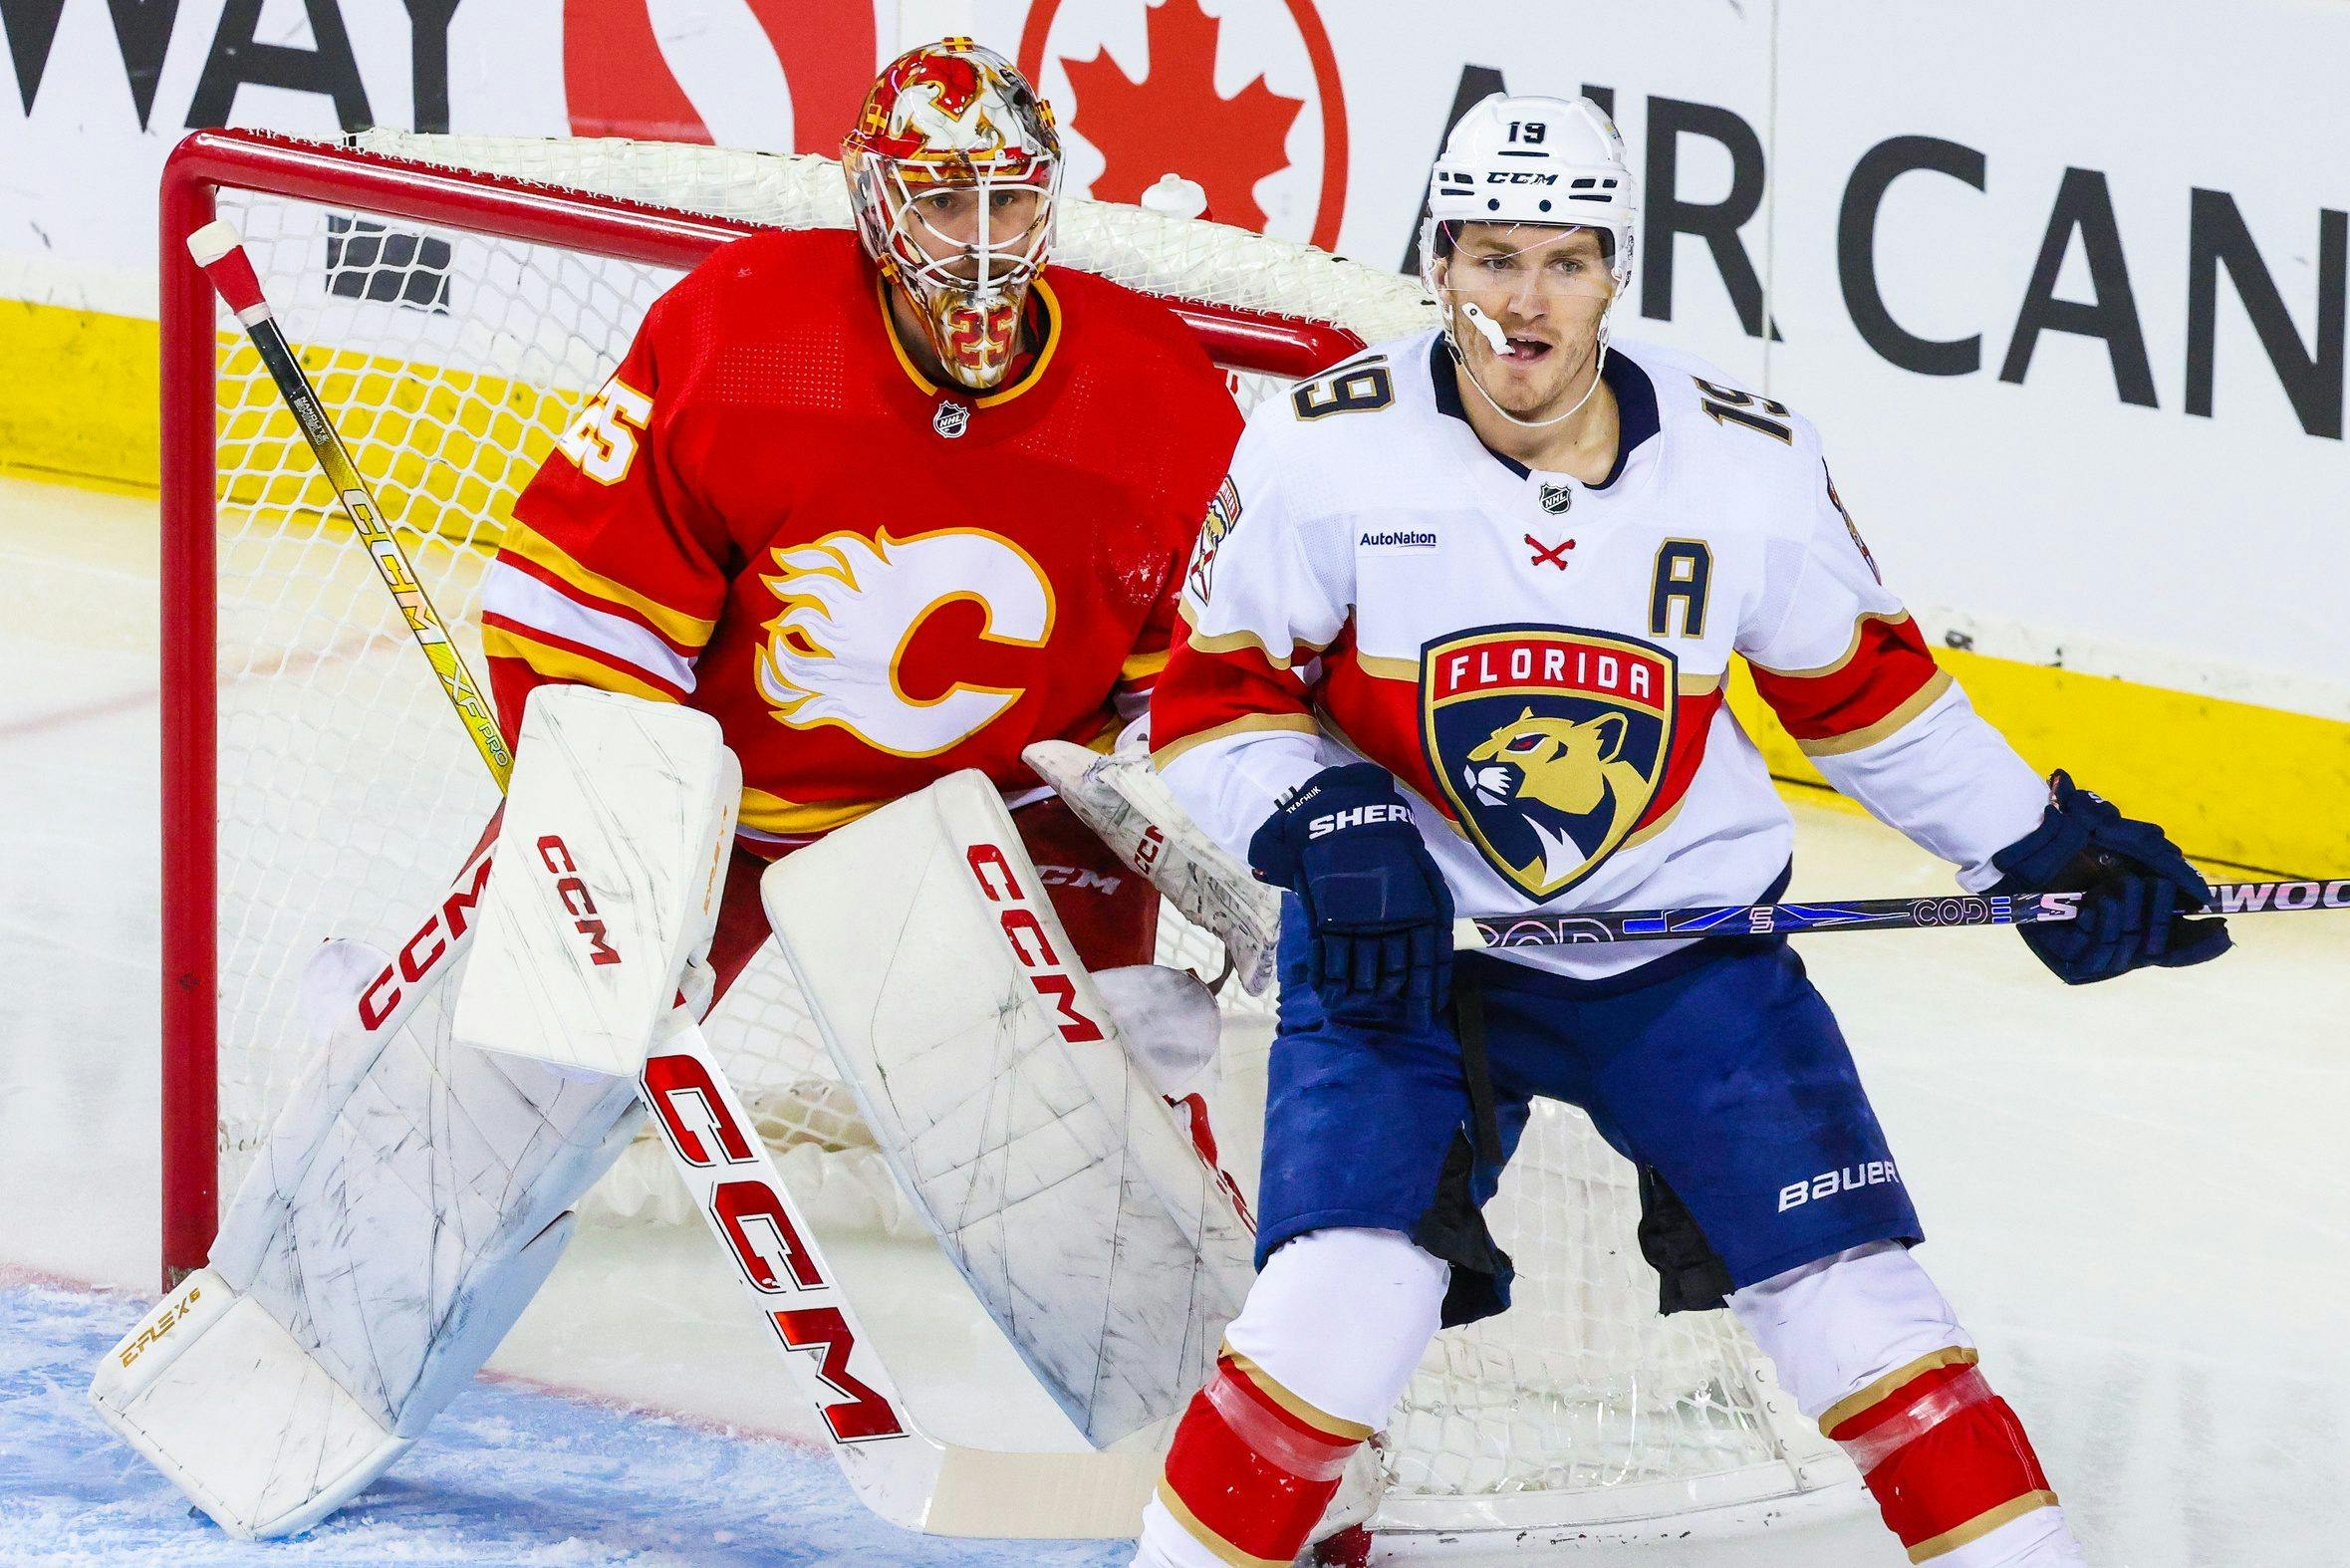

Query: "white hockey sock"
(1135, 1227), (1448, 1567)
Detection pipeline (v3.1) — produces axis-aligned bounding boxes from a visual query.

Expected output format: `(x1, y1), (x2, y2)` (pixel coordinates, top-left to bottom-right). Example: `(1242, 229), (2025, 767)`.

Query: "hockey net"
(160, 128), (1849, 1547)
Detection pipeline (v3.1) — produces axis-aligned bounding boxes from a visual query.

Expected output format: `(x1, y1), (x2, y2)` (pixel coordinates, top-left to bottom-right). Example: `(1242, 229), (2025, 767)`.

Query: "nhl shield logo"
(1422, 626), (1677, 898)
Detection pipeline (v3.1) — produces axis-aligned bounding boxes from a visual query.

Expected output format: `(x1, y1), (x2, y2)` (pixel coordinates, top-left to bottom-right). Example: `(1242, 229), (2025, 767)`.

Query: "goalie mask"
(1419, 93), (1639, 428)
(843, 40), (1064, 392)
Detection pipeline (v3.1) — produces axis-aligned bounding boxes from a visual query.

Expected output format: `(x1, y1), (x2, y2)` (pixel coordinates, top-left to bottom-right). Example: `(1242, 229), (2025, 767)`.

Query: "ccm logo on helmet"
(1308, 804), (1413, 838)
(966, 843), (1108, 1043)
(537, 835), (622, 968)
(1485, 171), (1559, 185)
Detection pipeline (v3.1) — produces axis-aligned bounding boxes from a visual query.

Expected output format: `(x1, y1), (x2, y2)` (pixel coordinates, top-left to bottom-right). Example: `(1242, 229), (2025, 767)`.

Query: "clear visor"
(1436, 220), (1619, 305)
(879, 162), (1054, 299)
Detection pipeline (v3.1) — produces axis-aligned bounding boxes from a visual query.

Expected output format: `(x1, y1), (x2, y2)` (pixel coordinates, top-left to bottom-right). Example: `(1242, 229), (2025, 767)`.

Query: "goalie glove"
(1024, 740), (1279, 995)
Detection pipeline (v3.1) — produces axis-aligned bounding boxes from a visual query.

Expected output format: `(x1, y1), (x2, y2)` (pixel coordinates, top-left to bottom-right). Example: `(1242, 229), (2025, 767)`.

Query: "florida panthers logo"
(758, 528), (1055, 757)
(1423, 627), (1676, 898)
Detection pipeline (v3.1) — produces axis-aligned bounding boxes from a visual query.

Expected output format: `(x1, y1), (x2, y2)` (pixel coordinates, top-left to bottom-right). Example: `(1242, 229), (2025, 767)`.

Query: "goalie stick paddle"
(187, 226), (1161, 1537)
(1456, 879), (2334, 949)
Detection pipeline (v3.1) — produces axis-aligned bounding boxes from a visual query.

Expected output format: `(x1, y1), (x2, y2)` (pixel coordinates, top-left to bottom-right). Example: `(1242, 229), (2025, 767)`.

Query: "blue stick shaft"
(1459, 879), (2338, 948)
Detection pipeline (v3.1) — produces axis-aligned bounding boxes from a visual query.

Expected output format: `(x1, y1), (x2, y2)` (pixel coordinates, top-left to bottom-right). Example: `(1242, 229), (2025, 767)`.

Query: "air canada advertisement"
(1, 0), (2343, 709)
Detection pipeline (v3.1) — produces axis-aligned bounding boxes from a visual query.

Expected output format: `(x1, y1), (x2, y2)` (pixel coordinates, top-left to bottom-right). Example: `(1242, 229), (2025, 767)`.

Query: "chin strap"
(1445, 299), (1613, 431)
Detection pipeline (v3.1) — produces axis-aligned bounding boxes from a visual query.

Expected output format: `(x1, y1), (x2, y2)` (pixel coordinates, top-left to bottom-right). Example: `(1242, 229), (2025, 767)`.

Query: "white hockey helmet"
(1420, 93), (1639, 351)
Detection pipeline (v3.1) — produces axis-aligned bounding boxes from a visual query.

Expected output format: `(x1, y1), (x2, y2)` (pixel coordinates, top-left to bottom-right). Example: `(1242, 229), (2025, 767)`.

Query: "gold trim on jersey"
(480, 624), (679, 705)
(1175, 599), (1336, 668)
(1353, 647), (1723, 698)
(1798, 668), (1955, 757)
(1308, 704), (1471, 842)
(1119, 647), (1172, 683)
(498, 517), (717, 649)
(736, 788), (889, 837)
(1153, 710), (1321, 768)
(876, 275), (1063, 408)
(1350, 650), (1418, 681)
(1746, 609), (1916, 680)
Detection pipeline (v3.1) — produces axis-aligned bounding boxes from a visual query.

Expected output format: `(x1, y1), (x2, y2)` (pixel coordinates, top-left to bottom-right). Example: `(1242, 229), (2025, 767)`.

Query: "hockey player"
(482, 36), (1242, 994)
(1138, 95), (2229, 1566)
(93, 40), (1251, 1542)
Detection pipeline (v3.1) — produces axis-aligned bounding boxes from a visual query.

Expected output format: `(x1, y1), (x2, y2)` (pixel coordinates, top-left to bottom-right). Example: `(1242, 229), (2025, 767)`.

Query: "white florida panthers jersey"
(1151, 331), (2052, 982)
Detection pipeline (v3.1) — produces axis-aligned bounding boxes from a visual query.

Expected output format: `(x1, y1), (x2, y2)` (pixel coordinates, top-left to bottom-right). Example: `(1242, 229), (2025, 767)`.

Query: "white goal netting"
(178, 130), (1847, 1544)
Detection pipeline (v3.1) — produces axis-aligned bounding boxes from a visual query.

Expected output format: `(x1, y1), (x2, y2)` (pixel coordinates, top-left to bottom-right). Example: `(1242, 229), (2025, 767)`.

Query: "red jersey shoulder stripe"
(1748, 612), (1948, 755)
(480, 616), (690, 704)
(496, 517), (717, 651)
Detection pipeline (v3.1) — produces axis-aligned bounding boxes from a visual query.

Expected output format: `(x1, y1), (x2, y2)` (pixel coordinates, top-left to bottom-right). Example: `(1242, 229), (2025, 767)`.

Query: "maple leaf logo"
(1059, 0), (1305, 233)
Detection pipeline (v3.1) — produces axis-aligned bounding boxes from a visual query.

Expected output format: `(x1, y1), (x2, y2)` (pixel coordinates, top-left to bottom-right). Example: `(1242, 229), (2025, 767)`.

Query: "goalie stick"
(183, 222), (1167, 1538)
(185, 221), (511, 789)
(1458, 878), (2333, 949)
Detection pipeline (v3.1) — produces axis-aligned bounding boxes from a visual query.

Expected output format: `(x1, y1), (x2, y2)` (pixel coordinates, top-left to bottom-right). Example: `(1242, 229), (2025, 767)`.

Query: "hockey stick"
(1457, 879), (2336, 949)
(184, 222), (1162, 1537)
(186, 222), (511, 789)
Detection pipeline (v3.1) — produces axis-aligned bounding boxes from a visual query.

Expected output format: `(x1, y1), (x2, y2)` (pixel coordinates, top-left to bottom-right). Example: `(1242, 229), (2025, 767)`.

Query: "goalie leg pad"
(763, 770), (1255, 1447)
(1015, 791), (1162, 968)
(93, 932), (645, 1537)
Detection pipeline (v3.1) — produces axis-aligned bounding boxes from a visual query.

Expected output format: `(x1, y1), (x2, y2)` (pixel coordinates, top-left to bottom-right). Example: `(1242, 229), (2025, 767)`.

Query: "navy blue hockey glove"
(1989, 771), (2230, 985)
(1248, 764), (1454, 1025)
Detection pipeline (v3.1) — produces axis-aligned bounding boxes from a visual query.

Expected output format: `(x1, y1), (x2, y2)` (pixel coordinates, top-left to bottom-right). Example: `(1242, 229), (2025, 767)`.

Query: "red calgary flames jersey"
(484, 229), (1242, 847)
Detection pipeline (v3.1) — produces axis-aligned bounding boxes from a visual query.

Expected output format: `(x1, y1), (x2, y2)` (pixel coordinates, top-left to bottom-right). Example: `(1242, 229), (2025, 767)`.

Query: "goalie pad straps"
(1150, 1350), (1370, 1568)
(1822, 1349), (2064, 1563)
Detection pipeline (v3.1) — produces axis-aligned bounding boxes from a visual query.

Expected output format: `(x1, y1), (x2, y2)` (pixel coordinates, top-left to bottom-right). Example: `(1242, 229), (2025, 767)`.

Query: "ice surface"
(0, 1276), (1124, 1566)
(3, 473), (2344, 1565)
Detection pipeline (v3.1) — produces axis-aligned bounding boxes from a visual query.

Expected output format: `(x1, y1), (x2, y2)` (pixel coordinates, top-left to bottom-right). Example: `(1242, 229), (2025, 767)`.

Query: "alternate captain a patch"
(1422, 627), (1677, 898)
